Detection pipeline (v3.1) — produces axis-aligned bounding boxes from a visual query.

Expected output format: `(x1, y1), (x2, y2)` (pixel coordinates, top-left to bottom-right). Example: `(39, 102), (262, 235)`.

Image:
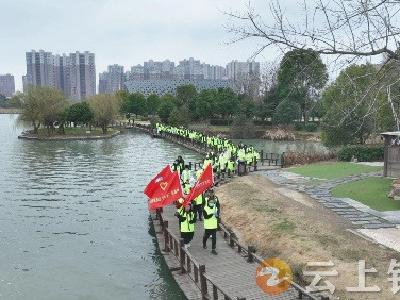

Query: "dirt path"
(216, 174), (400, 299)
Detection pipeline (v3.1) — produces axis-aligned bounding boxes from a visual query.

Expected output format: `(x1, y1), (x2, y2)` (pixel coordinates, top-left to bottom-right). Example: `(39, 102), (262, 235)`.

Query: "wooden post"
(194, 265), (199, 283)
(199, 265), (207, 299)
(229, 234), (235, 248)
(186, 255), (191, 273)
(281, 152), (285, 168)
(298, 290), (303, 299)
(179, 238), (186, 274)
(163, 221), (169, 252)
(384, 137), (388, 177)
(247, 246), (255, 263)
(213, 285), (218, 300)
(261, 150), (264, 165)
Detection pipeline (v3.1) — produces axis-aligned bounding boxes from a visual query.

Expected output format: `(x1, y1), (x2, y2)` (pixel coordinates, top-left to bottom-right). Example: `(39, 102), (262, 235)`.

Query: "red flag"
(144, 165), (172, 197)
(183, 164), (214, 206)
(147, 171), (184, 210)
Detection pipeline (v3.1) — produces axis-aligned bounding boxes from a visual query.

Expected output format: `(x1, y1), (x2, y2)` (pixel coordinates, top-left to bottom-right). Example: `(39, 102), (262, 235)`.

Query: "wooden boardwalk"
(153, 205), (314, 300)
(136, 124), (321, 299)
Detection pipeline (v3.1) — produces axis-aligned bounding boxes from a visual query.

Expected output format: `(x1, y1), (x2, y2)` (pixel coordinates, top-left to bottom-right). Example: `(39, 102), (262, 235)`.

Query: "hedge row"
(209, 119), (273, 127)
(283, 151), (336, 167)
(337, 145), (384, 162)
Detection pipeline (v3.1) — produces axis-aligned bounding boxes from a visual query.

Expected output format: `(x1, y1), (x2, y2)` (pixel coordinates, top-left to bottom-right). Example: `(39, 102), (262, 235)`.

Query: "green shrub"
(254, 119), (272, 127)
(294, 123), (304, 131)
(210, 119), (232, 126)
(230, 114), (256, 138)
(337, 145), (384, 162)
(304, 122), (318, 132)
(149, 115), (161, 128)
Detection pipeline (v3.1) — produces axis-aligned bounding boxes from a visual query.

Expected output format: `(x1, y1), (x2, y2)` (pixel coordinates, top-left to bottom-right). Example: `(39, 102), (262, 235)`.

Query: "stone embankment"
(18, 130), (120, 140)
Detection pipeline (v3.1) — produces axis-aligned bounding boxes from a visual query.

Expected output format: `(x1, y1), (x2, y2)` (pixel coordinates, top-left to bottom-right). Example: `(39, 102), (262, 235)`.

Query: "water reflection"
(0, 115), (200, 299)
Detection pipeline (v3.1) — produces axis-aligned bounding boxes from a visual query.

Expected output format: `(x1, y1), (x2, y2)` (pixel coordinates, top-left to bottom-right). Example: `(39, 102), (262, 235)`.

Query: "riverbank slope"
(0, 108), (21, 114)
(217, 174), (399, 299)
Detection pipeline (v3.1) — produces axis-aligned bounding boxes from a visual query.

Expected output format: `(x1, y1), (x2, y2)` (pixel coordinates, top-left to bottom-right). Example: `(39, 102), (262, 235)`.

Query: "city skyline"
(25, 50), (96, 100)
(0, 0), (273, 91)
(17, 52), (260, 98)
(0, 74), (15, 97)
(99, 58), (260, 96)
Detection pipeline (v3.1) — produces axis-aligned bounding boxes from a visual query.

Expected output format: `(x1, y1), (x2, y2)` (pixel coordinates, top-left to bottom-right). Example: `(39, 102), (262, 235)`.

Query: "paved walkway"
(262, 170), (398, 229)
(158, 205), (304, 300)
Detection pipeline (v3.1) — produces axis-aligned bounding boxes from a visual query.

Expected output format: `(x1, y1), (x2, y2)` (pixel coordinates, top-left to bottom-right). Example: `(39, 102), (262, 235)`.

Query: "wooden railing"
(151, 126), (284, 169)
(259, 151), (284, 168)
(218, 223), (328, 300)
(155, 209), (329, 300)
(156, 210), (235, 300)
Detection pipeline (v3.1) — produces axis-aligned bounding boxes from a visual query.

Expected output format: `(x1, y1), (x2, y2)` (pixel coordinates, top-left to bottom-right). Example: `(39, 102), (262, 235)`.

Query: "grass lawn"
(288, 162), (383, 180)
(331, 177), (400, 211)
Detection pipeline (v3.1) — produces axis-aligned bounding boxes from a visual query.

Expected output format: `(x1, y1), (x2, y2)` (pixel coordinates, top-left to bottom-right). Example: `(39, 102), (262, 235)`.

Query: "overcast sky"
(0, 0), (283, 91)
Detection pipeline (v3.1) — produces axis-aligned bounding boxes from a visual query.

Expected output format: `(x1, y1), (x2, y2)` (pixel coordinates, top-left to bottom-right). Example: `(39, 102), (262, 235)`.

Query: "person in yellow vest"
(203, 155), (213, 169)
(196, 168), (203, 180)
(194, 193), (204, 221)
(227, 158), (236, 178)
(181, 165), (191, 184)
(175, 204), (196, 249)
(237, 147), (246, 162)
(183, 181), (191, 195)
(202, 197), (218, 255)
(177, 156), (185, 175)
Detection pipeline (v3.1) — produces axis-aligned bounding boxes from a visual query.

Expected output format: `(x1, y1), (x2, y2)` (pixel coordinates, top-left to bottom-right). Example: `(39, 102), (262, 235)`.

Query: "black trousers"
(203, 229), (217, 250)
(181, 232), (194, 245)
(194, 204), (203, 220)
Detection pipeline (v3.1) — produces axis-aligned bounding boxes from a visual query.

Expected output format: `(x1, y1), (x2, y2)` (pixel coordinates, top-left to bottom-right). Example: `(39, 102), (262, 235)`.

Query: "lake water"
(0, 115), (329, 300)
(0, 114), (201, 300)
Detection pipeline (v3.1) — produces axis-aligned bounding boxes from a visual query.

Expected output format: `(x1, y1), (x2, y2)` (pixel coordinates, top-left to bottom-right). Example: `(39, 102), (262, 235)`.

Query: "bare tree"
(225, 0), (400, 134)
(225, 0), (400, 61)
(260, 61), (279, 96)
(232, 72), (263, 101)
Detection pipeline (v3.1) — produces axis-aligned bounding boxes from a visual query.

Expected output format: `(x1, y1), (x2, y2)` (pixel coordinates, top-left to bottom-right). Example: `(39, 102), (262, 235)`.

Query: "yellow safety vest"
(180, 211), (195, 233)
(182, 170), (190, 182)
(195, 194), (203, 205)
(204, 205), (218, 229)
(183, 184), (190, 195)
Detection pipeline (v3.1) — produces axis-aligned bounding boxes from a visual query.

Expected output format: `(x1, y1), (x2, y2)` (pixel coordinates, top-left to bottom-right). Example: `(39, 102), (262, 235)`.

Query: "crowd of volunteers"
(156, 123), (261, 178)
(157, 123), (261, 256)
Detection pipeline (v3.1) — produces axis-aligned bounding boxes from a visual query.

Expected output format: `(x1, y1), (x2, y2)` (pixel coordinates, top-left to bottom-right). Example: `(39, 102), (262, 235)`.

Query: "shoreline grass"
(331, 177), (399, 211)
(288, 161), (383, 180)
(34, 127), (118, 137)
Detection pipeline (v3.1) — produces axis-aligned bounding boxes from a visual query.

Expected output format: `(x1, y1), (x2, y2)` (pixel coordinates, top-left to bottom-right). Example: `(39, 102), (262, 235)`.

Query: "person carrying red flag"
(144, 166), (184, 211)
(144, 165), (172, 196)
(202, 195), (218, 255)
(182, 163), (214, 207)
(175, 203), (197, 249)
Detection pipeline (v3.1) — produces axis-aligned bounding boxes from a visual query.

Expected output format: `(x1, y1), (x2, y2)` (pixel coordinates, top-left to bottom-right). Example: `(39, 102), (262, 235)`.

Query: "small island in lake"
(18, 86), (121, 141)
(18, 127), (120, 140)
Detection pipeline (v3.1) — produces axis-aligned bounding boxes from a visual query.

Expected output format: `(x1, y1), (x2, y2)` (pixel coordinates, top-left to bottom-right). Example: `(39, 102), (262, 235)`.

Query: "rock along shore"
(18, 130), (120, 141)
